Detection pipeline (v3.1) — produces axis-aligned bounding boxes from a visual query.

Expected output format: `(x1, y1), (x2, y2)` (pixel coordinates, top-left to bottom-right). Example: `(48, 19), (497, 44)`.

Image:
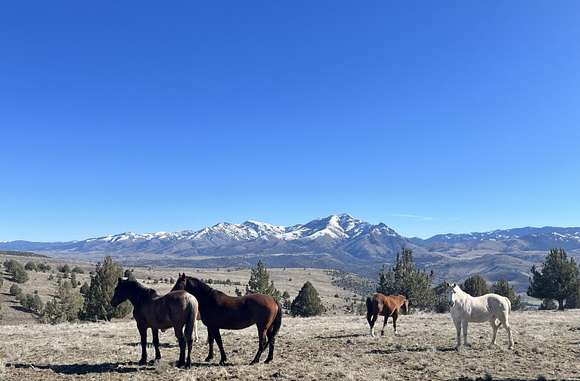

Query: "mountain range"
(2, 214), (579, 291)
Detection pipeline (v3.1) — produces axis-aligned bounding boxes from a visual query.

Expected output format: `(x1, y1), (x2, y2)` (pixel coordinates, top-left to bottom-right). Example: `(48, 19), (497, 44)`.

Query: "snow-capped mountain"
(0, 214), (407, 260)
(2, 216), (579, 291)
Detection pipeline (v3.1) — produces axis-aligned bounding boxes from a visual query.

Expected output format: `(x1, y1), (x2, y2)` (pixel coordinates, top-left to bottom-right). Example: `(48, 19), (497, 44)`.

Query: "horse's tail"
(505, 296), (512, 314)
(366, 296), (373, 321)
(270, 301), (283, 339)
(184, 295), (197, 341)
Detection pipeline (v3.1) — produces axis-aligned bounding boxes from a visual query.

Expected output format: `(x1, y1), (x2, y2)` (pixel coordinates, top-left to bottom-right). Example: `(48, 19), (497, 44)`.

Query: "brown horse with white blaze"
(172, 273), (282, 365)
(366, 293), (409, 337)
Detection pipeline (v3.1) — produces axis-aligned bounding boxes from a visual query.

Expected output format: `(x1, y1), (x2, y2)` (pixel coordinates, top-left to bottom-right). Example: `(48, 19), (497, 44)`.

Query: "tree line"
(374, 247), (579, 312)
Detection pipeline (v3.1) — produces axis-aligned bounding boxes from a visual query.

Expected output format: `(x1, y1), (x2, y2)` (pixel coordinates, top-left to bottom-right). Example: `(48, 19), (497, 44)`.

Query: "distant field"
(0, 254), (361, 325)
(1, 310), (579, 380)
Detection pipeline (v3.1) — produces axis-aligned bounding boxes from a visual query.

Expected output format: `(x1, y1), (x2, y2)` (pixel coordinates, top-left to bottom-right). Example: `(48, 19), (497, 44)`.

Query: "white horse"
(444, 282), (514, 350)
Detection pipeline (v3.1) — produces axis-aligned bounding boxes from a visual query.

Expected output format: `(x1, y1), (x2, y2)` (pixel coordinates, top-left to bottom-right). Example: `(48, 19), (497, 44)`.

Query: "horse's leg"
(212, 328), (228, 365)
(174, 325), (186, 368)
(381, 314), (388, 336)
(489, 319), (499, 348)
(184, 318), (194, 368)
(462, 320), (470, 347)
(370, 313), (378, 337)
(265, 325), (276, 364)
(250, 324), (267, 365)
(152, 328), (161, 363)
(137, 324), (148, 365)
(205, 329), (214, 362)
(499, 313), (514, 349)
(392, 310), (399, 335)
(454, 319), (462, 351)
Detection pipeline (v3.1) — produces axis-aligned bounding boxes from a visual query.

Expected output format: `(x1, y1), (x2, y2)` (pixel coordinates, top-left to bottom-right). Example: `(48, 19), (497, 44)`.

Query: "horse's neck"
(454, 288), (472, 306)
(128, 285), (155, 306)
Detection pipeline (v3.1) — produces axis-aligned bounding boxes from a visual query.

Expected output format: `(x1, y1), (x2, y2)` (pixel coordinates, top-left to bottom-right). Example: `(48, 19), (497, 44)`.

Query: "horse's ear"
(180, 273), (186, 280)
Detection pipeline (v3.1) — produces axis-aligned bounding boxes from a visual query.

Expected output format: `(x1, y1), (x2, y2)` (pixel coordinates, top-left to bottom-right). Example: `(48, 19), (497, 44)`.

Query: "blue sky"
(1, 1), (579, 241)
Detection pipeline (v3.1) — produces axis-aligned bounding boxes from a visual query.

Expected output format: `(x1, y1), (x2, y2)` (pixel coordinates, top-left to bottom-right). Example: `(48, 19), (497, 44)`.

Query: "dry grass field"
(0, 254), (358, 325)
(1, 310), (579, 381)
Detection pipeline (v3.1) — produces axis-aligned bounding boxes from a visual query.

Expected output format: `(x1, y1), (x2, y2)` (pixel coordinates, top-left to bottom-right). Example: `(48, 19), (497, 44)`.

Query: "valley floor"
(1, 310), (579, 381)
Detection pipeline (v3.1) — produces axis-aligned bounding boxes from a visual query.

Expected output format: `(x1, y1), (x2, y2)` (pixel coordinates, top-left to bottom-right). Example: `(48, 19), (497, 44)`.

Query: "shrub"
(4, 260), (29, 283)
(290, 281), (325, 317)
(43, 282), (84, 324)
(462, 274), (490, 297)
(72, 266), (84, 274)
(58, 264), (71, 274)
(24, 262), (37, 271)
(37, 263), (51, 272)
(10, 284), (23, 298)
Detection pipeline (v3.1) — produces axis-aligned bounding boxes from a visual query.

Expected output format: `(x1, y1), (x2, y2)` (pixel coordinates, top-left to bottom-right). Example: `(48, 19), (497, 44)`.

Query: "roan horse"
(366, 293), (409, 337)
(444, 282), (514, 350)
(172, 273), (282, 365)
(111, 278), (200, 368)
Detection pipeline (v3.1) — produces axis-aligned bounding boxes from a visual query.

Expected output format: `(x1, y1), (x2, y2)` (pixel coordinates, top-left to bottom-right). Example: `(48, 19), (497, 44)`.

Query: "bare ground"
(1, 310), (579, 381)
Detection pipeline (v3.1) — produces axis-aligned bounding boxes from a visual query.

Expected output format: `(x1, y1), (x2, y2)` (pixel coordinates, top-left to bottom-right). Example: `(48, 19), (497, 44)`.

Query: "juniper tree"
(462, 274), (490, 297)
(81, 256), (132, 321)
(246, 260), (280, 300)
(290, 281), (325, 317)
(528, 248), (579, 310)
(377, 249), (435, 309)
(43, 281), (84, 324)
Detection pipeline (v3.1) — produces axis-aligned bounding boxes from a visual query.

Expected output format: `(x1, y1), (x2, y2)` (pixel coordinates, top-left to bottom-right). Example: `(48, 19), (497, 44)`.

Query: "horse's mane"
(186, 276), (228, 298)
(125, 280), (160, 301)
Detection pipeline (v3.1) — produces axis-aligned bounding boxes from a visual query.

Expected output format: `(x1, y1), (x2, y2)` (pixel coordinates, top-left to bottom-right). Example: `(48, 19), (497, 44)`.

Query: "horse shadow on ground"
(368, 346), (456, 355)
(125, 342), (177, 348)
(314, 333), (365, 340)
(5, 362), (154, 375)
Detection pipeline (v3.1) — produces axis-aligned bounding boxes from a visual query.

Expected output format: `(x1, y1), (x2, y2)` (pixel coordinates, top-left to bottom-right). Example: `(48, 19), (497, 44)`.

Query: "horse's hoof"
(249, 361), (258, 366)
(219, 359), (227, 366)
(185, 361), (191, 369)
(380, 331), (384, 336)
(205, 356), (213, 362)
(138, 359), (147, 366)
(265, 358), (273, 364)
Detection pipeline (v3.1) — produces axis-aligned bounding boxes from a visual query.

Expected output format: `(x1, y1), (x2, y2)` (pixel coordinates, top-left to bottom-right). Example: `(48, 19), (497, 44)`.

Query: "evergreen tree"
(540, 298), (557, 310)
(246, 260), (280, 300)
(43, 281), (84, 324)
(528, 248), (579, 310)
(81, 256), (132, 321)
(377, 249), (435, 309)
(4, 260), (29, 283)
(70, 272), (77, 288)
(79, 282), (90, 295)
(24, 261), (37, 271)
(10, 284), (23, 298)
(290, 281), (325, 317)
(491, 279), (522, 310)
(462, 274), (490, 297)
(72, 266), (84, 274)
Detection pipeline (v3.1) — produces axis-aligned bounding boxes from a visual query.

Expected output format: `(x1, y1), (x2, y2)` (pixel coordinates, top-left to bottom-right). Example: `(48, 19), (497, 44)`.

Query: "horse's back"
(204, 292), (278, 330)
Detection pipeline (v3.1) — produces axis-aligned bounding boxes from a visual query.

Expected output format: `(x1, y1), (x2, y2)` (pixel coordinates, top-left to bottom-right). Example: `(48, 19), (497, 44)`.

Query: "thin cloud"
(389, 213), (435, 222)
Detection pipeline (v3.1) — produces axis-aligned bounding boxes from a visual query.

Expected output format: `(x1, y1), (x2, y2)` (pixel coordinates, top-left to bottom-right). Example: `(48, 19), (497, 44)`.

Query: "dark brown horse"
(111, 278), (199, 368)
(171, 273), (282, 365)
(366, 293), (409, 337)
